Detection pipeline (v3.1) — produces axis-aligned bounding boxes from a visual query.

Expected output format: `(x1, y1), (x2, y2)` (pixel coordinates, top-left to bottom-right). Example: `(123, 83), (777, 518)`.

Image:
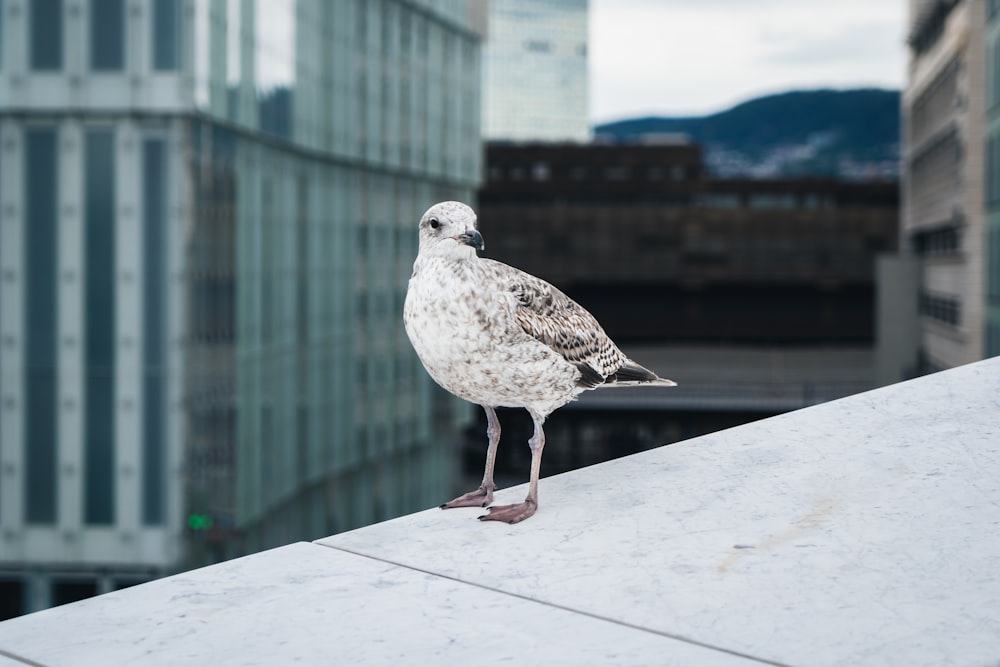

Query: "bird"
(403, 201), (676, 524)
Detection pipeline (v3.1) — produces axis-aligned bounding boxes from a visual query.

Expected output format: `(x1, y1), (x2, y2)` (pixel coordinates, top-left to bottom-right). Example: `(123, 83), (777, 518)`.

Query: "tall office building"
(482, 0), (590, 141)
(899, 0), (988, 373)
(0, 0), (484, 616)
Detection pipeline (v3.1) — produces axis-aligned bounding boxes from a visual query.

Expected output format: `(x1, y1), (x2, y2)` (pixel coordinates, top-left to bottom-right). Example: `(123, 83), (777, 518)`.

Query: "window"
(802, 194), (831, 210)
(91, 0), (124, 70)
(226, 0), (241, 121)
(987, 133), (1000, 209)
(695, 193), (741, 209)
(142, 139), (167, 525)
(991, 224), (1000, 304)
(25, 128), (59, 525)
(988, 320), (1000, 358)
(51, 580), (98, 607)
(0, 0), (5, 71)
(524, 40), (552, 53)
(31, 0), (63, 71)
(988, 223), (1000, 357)
(748, 193), (797, 210)
(296, 174), (310, 487)
(0, 580), (25, 621)
(909, 0), (955, 54)
(920, 291), (961, 326)
(113, 576), (151, 591)
(531, 162), (550, 181)
(84, 129), (116, 525)
(604, 166), (629, 181)
(989, 39), (1000, 111)
(912, 226), (961, 256)
(153, 0), (180, 70)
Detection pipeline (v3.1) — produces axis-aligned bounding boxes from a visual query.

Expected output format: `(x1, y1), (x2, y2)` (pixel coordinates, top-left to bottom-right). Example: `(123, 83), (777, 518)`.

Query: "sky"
(589, 0), (907, 123)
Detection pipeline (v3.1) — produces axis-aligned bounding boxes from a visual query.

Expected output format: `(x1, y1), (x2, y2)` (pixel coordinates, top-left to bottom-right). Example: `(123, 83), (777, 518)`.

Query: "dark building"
(480, 142), (899, 345)
(465, 141), (899, 489)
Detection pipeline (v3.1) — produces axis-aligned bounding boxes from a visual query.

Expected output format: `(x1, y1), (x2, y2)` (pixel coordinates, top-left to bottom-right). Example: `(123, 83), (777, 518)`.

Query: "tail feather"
(574, 359), (678, 390)
(601, 377), (678, 388)
(605, 360), (677, 388)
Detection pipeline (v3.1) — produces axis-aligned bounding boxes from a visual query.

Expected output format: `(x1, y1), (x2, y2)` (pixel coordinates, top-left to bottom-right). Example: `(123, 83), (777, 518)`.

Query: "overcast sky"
(589, 0), (907, 123)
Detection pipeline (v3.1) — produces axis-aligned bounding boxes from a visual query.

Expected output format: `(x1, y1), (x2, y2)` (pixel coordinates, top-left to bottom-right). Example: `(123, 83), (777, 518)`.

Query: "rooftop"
(0, 356), (997, 666)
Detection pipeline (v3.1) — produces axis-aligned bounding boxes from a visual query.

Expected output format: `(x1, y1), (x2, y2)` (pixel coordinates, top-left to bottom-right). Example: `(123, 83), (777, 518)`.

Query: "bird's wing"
(482, 259), (629, 388)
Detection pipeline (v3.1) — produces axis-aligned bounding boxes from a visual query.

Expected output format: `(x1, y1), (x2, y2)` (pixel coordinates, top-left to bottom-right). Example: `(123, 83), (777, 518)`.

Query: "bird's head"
(417, 201), (485, 258)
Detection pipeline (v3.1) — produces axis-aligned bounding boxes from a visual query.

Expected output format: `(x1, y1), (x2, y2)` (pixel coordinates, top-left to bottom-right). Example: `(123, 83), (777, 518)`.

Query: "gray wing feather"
(480, 259), (628, 384)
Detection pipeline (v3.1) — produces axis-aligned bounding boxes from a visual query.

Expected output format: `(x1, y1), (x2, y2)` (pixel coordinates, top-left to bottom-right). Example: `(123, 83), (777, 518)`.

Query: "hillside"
(593, 89), (900, 180)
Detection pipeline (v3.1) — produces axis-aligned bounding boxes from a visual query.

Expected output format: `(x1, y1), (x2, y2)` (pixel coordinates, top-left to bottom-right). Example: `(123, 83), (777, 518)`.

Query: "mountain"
(593, 89), (900, 180)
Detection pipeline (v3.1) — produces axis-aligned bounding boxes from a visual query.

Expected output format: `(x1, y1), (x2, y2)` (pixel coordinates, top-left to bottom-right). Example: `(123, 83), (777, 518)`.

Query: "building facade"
(482, 0), (589, 141)
(901, 0), (988, 372)
(0, 0), (483, 616)
(481, 142), (899, 344)
(985, 0), (1000, 356)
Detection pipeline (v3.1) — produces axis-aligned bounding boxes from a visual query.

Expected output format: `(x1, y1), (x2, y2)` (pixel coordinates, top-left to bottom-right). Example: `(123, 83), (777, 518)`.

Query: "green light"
(188, 514), (214, 531)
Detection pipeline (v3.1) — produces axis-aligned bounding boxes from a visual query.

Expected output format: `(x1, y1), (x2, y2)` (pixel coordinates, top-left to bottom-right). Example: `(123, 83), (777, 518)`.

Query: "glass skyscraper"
(482, 0), (590, 141)
(0, 0), (484, 616)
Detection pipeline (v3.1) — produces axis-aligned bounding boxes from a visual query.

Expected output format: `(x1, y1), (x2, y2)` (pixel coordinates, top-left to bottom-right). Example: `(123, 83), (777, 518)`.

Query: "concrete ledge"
(0, 357), (997, 666)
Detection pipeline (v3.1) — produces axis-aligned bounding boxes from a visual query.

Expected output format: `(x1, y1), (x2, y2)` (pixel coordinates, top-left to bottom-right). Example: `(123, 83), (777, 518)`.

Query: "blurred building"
(482, 0), (590, 141)
(472, 141), (898, 484)
(986, 1), (1000, 356)
(482, 142), (898, 344)
(0, 0), (483, 617)
(897, 0), (990, 375)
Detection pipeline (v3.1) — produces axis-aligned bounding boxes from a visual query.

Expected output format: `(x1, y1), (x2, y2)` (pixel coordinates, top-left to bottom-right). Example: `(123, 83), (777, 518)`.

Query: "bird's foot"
(478, 498), (537, 524)
(440, 485), (495, 509)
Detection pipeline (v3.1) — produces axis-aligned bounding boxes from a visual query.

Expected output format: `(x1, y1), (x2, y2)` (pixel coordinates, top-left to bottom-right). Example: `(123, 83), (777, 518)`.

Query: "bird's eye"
(429, 217), (440, 229)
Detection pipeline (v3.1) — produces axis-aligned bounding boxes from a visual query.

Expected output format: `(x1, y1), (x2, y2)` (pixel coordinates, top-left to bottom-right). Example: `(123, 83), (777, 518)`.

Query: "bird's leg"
(440, 405), (500, 509)
(480, 410), (546, 524)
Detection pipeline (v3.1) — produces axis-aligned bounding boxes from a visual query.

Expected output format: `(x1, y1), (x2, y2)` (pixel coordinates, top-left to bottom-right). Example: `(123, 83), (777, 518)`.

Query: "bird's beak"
(456, 229), (485, 252)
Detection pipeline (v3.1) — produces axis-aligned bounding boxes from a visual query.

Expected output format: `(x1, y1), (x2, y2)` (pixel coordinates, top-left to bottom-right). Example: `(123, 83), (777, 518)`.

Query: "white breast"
(403, 257), (580, 414)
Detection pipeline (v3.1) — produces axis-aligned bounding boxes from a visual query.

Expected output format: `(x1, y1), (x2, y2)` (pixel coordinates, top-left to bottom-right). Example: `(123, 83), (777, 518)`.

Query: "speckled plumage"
(403, 201), (676, 523)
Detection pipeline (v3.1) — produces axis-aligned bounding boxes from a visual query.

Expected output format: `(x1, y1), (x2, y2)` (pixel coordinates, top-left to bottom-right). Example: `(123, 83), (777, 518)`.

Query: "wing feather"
(480, 259), (628, 384)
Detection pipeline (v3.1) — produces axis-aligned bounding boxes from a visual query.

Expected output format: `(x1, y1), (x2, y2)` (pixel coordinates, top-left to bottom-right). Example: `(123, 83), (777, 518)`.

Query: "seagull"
(403, 201), (676, 523)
